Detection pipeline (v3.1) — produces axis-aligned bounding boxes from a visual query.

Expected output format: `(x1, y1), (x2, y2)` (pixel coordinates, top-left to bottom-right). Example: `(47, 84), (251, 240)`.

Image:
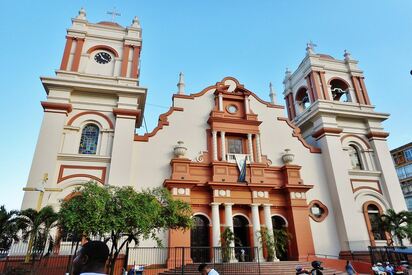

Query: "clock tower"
(21, 9), (147, 209)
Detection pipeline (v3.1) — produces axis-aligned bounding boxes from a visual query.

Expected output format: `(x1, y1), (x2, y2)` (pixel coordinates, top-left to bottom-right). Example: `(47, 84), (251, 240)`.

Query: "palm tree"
(379, 209), (412, 246)
(19, 206), (59, 260)
(0, 205), (21, 251)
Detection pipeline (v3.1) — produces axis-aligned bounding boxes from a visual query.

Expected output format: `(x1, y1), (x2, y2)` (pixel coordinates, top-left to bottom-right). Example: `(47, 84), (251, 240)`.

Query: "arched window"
(364, 203), (386, 244)
(296, 87), (310, 111)
(79, 124), (99, 154)
(330, 79), (350, 102)
(190, 215), (210, 263)
(348, 145), (363, 170)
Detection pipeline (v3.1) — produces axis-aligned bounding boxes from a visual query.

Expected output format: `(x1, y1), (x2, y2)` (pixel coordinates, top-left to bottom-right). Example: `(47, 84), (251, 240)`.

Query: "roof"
(391, 142), (412, 154)
(96, 21), (123, 28)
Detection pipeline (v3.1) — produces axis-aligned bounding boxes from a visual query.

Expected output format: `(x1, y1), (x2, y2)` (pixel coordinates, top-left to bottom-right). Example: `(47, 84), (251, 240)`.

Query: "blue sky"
(0, 0), (411, 210)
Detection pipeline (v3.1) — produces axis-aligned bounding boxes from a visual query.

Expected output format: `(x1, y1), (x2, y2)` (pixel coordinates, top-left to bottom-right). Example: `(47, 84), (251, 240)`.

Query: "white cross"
(107, 7), (121, 22)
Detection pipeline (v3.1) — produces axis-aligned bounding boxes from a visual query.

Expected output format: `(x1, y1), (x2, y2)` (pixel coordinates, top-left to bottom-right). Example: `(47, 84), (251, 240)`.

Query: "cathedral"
(21, 9), (407, 262)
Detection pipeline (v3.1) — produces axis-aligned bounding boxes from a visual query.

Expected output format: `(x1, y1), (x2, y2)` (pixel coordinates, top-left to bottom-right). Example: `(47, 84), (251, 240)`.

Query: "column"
(263, 204), (278, 261)
(212, 130), (218, 161)
(251, 204), (264, 261)
(221, 131), (226, 161)
(211, 203), (221, 247)
(224, 203), (236, 262)
(244, 95), (250, 114)
(247, 133), (254, 162)
(218, 93), (223, 112)
(256, 133), (262, 163)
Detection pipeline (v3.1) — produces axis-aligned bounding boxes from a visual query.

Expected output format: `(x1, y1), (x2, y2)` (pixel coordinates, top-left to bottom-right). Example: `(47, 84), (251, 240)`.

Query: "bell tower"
(283, 43), (407, 253)
(22, 9), (147, 210)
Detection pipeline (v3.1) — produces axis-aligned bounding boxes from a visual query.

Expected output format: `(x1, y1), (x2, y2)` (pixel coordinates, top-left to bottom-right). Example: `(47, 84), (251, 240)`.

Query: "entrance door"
(272, 216), (288, 260)
(233, 215), (251, 261)
(191, 215), (210, 263)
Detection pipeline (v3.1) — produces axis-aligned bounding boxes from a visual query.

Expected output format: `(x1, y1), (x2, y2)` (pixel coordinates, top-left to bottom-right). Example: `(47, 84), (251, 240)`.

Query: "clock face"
(94, 52), (112, 64)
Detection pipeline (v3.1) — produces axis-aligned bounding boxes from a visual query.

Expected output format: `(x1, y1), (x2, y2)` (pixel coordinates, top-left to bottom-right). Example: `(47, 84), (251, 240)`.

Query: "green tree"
(272, 227), (290, 259)
(220, 227), (235, 262)
(379, 209), (412, 246)
(19, 206), (59, 260)
(258, 227), (276, 261)
(59, 182), (193, 275)
(0, 205), (21, 251)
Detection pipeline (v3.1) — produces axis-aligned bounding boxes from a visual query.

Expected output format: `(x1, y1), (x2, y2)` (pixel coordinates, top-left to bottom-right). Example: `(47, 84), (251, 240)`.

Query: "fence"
(126, 246), (261, 275)
(369, 246), (412, 265)
(0, 245), (261, 275)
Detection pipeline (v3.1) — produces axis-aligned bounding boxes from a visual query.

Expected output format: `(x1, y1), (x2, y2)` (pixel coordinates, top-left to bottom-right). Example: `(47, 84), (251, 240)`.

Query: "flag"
(234, 154), (248, 182)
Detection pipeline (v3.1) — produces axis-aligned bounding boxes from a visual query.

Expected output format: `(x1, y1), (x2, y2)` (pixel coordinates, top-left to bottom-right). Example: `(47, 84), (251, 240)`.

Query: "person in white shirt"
(198, 263), (219, 275)
(72, 241), (110, 275)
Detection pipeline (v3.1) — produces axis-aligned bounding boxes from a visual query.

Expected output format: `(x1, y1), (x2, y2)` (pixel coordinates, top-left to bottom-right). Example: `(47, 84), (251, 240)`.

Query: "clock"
(94, 52), (112, 64)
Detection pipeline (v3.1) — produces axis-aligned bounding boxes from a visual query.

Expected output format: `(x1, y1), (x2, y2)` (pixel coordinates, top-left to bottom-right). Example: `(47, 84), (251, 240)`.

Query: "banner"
(234, 154), (248, 182)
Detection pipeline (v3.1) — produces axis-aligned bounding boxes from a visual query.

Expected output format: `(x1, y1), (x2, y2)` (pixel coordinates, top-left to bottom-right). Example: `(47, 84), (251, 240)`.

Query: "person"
(72, 240), (110, 275)
(296, 264), (310, 274)
(385, 262), (394, 275)
(345, 260), (357, 275)
(310, 261), (323, 275)
(198, 263), (219, 275)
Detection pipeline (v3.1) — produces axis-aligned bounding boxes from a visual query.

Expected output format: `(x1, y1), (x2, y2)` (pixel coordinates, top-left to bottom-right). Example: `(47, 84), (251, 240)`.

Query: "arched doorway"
(190, 215), (210, 263)
(271, 215), (288, 260)
(233, 215), (251, 261)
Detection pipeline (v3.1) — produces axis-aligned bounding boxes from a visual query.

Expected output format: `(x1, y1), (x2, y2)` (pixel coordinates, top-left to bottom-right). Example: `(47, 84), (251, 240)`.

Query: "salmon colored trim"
(366, 131), (389, 139)
(63, 192), (81, 202)
(86, 44), (120, 57)
(359, 77), (371, 105)
(319, 71), (330, 100)
(71, 38), (85, 72)
(327, 76), (351, 89)
(131, 46), (141, 78)
(351, 76), (364, 104)
(120, 44), (131, 77)
(285, 95), (291, 120)
(289, 93), (296, 118)
(41, 101), (72, 113)
(311, 72), (323, 100)
(134, 107), (184, 142)
(305, 76), (316, 102)
(308, 200), (329, 222)
(362, 201), (388, 246)
(60, 36), (74, 70)
(173, 77), (284, 109)
(340, 134), (371, 149)
(57, 165), (107, 184)
(311, 127), (343, 139)
(350, 179), (382, 194)
(67, 111), (114, 129)
(277, 117), (321, 154)
(113, 108), (141, 118)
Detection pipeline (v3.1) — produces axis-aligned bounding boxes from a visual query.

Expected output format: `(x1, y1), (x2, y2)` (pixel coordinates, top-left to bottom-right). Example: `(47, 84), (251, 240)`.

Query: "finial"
(177, 72), (185, 95)
(269, 82), (277, 104)
(306, 40), (317, 55)
(76, 7), (87, 20)
(285, 67), (292, 76)
(107, 7), (121, 22)
(131, 16), (141, 28)
(344, 49), (352, 61)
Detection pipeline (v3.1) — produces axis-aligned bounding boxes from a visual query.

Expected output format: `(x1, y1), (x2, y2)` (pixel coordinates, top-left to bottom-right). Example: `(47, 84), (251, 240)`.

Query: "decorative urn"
(174, 141), (187, 158)
(282, 149), (295, 164)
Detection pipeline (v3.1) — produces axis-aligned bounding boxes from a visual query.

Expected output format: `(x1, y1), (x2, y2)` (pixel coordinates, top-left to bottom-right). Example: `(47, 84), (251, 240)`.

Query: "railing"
(369, 246), (411, 265)
(0, 245), (262, 275)
(127, 246), (261, 275)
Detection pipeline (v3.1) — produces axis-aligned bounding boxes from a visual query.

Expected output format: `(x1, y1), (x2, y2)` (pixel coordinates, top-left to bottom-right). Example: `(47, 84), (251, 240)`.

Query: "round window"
(227, 105), (238, 114)
(308, 200), (328, 222)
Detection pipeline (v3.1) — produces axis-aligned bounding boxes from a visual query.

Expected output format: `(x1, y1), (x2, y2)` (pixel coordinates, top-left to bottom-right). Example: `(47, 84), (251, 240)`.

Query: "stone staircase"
(159, 261), (347, 275)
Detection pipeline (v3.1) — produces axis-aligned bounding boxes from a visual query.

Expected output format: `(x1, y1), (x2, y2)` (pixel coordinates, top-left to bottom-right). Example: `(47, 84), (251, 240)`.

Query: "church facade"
(21, 10), (407, 261)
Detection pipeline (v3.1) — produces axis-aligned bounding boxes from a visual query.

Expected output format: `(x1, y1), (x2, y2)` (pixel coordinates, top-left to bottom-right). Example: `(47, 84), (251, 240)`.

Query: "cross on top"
(307, 40), (317, 50)
(107, 7), (121, 22)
